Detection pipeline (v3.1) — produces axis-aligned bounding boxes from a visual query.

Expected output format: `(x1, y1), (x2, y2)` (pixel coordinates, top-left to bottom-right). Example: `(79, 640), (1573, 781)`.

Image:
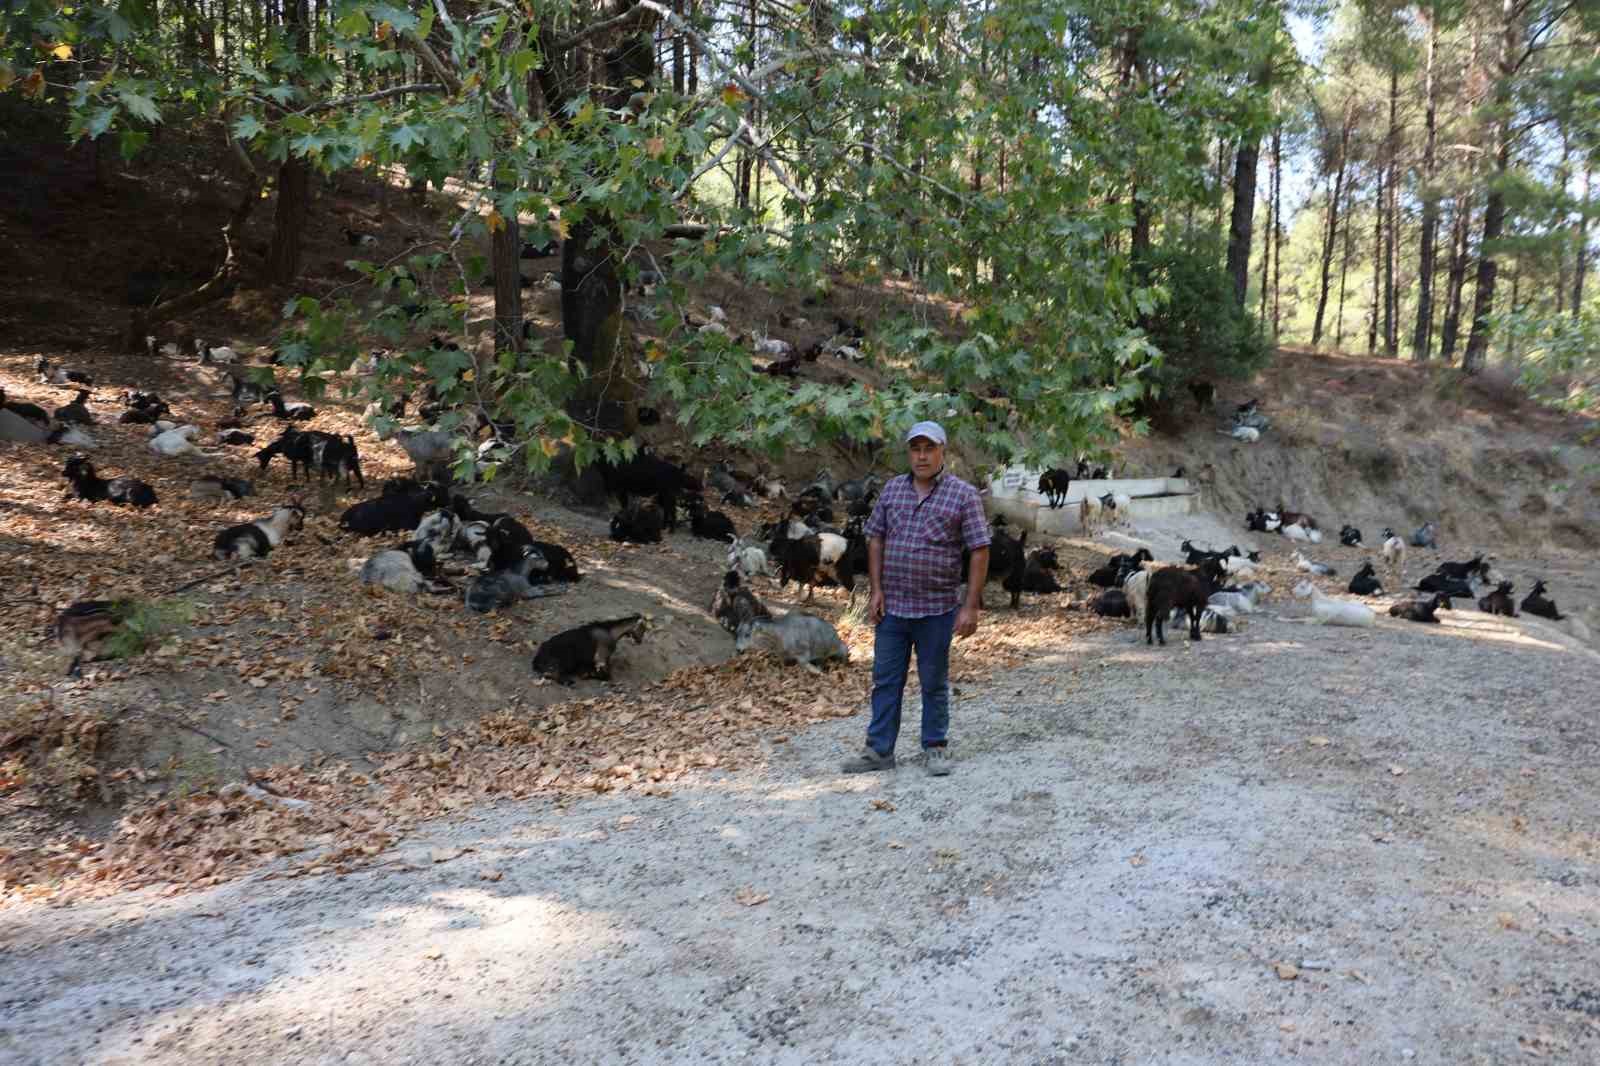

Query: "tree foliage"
(1, 0), (1299, 470)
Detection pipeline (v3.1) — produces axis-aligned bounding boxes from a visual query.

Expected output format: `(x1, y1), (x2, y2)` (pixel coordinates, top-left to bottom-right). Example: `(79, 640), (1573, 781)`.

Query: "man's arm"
(868, 535), (886, 623)
(957, 547), (988, 638)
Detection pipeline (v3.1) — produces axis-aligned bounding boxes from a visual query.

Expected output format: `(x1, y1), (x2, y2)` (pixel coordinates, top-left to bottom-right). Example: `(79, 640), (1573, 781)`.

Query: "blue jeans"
(867, 608), (957, 755)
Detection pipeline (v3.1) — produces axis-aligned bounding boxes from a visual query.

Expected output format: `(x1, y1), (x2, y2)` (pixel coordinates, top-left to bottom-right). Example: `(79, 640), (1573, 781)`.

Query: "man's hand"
(955, 604), (979, 639)
(870, 588), (886, 625)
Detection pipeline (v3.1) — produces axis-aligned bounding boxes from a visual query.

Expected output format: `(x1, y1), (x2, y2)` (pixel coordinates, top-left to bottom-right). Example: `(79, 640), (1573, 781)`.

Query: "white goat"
(727, 537), (776, 580)
(147, 424), (202, 456)
(1221, 425), (1260, 443)
(1122, 568), (1152, 626)
(1292, 580), (1375, 628)
(1380, 527), (1407, 576)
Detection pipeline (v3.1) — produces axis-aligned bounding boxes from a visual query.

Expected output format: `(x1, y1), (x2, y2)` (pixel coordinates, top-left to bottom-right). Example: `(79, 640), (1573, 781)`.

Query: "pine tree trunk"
(560, 29), (656, 434)
(1411, 7), (1441, 361)
(1259, 141), (1272, 328)
(1225, 136), (1262, 307)
(1382, 65), (1399, 356)
(1271, 123), (1282, 341)
(1311, 117), (1351, 347)
(491, 168), (522, 354)
(672, 0), (684, 94)
(265, 0), (310, 285)
(1440, 197), (1471, 361)
(1463, 0), (1520, 372)
(1369, 162), (1383, 355)
(265, 157), (309, 284)
(1574, 161), (1591, 318)
(1336, 178), (1353, 350)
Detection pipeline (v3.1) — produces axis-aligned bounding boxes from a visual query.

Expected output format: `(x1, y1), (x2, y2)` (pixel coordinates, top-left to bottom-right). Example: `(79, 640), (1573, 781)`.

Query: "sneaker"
(841, 746), (896, 773)
(924, 746), (952, 777)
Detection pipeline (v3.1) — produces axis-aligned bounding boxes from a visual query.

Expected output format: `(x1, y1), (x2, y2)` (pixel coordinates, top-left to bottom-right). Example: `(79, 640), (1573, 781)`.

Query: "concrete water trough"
(985, 467), (1201, 534)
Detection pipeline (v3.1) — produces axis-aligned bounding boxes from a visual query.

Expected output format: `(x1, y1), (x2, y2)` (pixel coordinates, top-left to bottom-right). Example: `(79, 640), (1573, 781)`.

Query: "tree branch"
(846, 142), (971, 204)
(552, 4), (655, 54)
(674, 118), (749, 200)
(300, 82), (447, 114)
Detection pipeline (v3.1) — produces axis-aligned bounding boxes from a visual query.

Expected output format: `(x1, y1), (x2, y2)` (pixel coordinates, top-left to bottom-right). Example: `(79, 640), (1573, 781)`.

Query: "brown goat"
(1145, 567), (1212, 646)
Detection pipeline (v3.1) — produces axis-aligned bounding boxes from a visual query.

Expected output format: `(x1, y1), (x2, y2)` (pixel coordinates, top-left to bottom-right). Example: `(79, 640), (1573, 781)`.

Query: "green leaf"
(335, 9), (371, 37)
(116, 88), (160, 124)
(233, 113), (265, 141)
(118, 129), (149, 161)
(390, 125), (423, 151)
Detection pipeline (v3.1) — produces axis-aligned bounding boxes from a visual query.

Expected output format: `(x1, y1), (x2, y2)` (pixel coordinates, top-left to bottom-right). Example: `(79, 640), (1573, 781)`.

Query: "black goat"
(1036, 468), (1072, 509)
(339, 481), (450, 536)
(687, 497), (737, 543)
(1019, 548), (1063, 593)
(1145, 567), (1212, 645)
(1339, 525), (1363, 547)
(995, 530), (1029, 609)
(532, 615), (647, 683)
(1188, 380), (1216, 410)
(61, 455), (157, 508)
(0, 386), (49, 426)
(1520, 580), (1563, 621)
(1390, 594), (1449, 624)
(1416, 573), (1474, 598)
(54, 389), (94, 425)
(610, 500), (665, 544)
(1092, 589), (1131, 617)
(1347, 562), (1383, 596)
(1436, 553), (1487, 582)
(1478, 581), (1517, 617)
(598, 452), (701, 531)
(316, 433), (365, 488)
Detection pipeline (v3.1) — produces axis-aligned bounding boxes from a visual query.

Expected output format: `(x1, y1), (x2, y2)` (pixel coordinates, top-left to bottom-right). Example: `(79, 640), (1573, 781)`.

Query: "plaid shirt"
(864, 471), (992, 618)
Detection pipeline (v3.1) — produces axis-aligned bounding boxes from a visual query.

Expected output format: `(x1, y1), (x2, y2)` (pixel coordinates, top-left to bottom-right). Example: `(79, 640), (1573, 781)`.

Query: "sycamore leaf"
(391, 125), (423, 150)
(51, 43), (74, 61)
(22, 68), (45, 99)
(486, 210), (505, 234)
(117, 88), (161, 124)
(644, 136), (665, 159)
(233, 113), (265, 140)
(721, 84), (748, 107)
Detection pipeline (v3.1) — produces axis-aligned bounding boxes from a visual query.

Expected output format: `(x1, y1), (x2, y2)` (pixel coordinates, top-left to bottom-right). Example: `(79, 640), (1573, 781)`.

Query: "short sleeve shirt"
(864, 471), (992, 617)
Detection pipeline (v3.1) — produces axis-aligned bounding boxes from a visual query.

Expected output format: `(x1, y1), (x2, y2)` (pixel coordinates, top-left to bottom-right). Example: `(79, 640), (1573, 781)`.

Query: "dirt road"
(3, 603), (1598, 1065)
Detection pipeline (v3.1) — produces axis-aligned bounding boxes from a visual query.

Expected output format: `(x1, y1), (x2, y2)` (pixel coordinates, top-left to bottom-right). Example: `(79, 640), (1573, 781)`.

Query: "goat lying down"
(54, 600), (131, 677)
(213, 504), (304, 561)
(533, 615), (647, 683)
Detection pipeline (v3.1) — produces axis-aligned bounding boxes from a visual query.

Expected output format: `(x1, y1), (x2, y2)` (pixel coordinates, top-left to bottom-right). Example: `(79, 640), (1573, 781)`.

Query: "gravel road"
(3, 603), (1598, 1065)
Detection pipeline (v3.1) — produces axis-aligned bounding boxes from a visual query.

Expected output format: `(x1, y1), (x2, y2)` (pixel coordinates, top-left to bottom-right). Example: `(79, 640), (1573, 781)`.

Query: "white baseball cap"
(904, 420), (947, 446)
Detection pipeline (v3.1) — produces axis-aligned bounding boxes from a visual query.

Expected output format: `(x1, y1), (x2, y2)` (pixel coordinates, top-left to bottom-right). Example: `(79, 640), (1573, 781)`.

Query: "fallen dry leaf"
(734, 887), (770, 907)
(1388, 764), (1407, 776)
(1308, 736), (1330, 747)
(870, 798), (896, 812)
(1129, 853), (1147, 868)
(1274, 962), (1300, 981)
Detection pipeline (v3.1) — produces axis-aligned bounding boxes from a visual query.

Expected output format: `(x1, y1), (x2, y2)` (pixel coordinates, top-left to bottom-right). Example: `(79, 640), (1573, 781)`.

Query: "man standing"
(842, 421), (991, 777)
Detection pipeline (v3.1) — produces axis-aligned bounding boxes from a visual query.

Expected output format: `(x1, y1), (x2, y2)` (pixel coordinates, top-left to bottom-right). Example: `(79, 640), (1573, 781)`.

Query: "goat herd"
(1076, 506), (1573, 645)
(5, 351), (1582, 688)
